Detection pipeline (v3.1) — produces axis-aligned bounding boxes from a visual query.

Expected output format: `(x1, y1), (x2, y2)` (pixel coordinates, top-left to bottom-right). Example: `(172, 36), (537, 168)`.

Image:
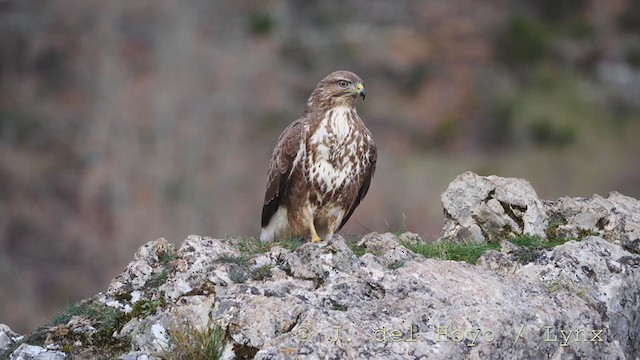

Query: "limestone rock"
(8, 344), (66, 360)
(546, 192), (640, 253)
(0, 324), (22, 352)
(477, 250), (521, 274)
(440, 172), (639, 254)
(441, 171), (548, 243)
(106, 238), (177, 296)
(4, 174), (640, 359)
(128, 316), (171, 355)
(357, 232), (420, 267)
(6, 229), (640, 359)
(284, 235), (354, 280)
(117, 352), (158, 360)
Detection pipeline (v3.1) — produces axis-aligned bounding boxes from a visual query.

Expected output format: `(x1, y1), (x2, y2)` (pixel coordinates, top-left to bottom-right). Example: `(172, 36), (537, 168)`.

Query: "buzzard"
(260, 71), (377, 243)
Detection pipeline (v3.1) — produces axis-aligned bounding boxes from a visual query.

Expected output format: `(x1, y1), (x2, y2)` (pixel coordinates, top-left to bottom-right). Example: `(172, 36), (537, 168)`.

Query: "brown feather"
(338, 142), (377, 230)
(261, 120), (303, 227)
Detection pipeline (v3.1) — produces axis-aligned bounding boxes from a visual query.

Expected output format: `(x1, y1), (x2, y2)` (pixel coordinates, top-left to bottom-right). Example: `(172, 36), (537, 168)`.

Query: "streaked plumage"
(260, 71), (377, 243)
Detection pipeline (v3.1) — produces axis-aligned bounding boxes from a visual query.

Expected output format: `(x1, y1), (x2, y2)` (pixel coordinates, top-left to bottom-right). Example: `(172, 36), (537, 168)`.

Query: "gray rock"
(9, 231), (640, 359)
(9, 344), (66, 360)
(547, 192), (640, 253)
(118, 351), (159, 360)
(6, 174), (640, 359)
(477, 250), (521, 274)
(284, 235), (354, 280)
(441, 171), (548, 243)
(114, 232), (638, 359)
(440, 172), (640, 256)
(107, 238), (176, 295)
(0, 324), (22, 352)
(357, 232), (420, 267)
(129, 315), (171, 355)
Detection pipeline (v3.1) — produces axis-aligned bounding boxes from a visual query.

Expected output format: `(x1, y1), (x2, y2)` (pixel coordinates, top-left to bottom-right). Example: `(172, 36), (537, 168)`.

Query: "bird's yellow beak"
(357, 83), (366, 100)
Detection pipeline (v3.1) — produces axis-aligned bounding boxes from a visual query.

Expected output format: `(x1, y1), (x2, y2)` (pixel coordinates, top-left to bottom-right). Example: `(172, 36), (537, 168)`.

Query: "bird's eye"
(338, 80), (349, 88)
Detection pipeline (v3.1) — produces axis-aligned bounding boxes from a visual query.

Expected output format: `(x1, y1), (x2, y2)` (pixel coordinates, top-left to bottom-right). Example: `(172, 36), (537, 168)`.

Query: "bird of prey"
(260, 70), (377, 243)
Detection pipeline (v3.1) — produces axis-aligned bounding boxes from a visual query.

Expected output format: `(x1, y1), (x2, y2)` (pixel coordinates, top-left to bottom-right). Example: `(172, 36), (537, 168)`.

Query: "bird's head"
(306, 70), (366, 110)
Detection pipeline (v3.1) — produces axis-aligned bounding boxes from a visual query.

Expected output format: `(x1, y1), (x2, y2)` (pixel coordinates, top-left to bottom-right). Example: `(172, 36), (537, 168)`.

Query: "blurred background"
(1, 0), (639, 333)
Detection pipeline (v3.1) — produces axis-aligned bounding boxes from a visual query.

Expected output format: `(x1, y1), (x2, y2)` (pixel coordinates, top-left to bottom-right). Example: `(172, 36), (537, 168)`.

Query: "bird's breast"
(305, 107), (369, 196)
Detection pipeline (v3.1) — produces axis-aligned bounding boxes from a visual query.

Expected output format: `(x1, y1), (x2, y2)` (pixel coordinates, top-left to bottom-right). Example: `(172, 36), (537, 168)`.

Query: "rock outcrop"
(442, 171), (640, 253)
(2, 173), (639, 360)
(441, 172), (549, 242)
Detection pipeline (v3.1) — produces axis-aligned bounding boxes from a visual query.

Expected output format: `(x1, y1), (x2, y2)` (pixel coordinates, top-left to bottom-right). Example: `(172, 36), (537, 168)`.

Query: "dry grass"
(164, 320), (226, 360)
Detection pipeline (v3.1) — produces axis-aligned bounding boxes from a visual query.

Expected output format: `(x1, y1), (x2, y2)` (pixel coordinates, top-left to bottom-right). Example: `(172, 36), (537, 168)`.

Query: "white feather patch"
(331, 106), (352, 141)
(260, 207), (289, 242)
(307, 106), (358, 192)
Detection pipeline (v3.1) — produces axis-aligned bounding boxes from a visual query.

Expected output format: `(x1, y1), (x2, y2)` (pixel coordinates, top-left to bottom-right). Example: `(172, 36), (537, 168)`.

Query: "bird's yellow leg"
(308, 221), (321, 243)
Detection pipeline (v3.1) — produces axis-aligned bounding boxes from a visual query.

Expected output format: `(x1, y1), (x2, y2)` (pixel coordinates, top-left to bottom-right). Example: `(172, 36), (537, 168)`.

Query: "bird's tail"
(259, 207), (289, 242)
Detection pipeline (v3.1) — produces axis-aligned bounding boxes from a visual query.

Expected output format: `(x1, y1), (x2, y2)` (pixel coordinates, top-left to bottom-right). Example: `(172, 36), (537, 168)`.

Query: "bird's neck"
(304, 95), (356, 117)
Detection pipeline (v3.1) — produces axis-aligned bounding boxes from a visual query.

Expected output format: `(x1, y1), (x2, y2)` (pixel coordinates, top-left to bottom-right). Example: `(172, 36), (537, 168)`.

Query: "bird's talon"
(311, 235), (322, 243)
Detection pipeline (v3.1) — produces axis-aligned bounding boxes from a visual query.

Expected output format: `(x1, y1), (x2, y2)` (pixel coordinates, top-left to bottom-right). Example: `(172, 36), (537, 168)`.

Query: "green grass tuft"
(510, 235), (580, 264)
(49, 301), (124, 331)
(403, 234), (582, 265)
(165, 319), (226, 360)
(402, 240), (500, 265)
(46, 300), (131, 352)
(148, 268), (170, 288)
(331, 303), (348, 312)
(49, 302), (88, 327)
(274, 237), (306, 252)
(238, 237), (272, 255)
(346, 237), (367, 257)
(387, 260), (405, 270)
(217, 255), (250, 266)
(145, 247), (177, 288)
(510, 234), (578, 249)
(384, 213), (408, 237)
(130, 299), (164, 320)
(544, 219), (566, 240)
(157, 250), (178, 266)
(250, 11), (274, 36)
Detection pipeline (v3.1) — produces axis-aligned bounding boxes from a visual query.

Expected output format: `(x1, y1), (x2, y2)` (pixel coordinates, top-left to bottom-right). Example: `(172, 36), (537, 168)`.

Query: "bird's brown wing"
(262, 120), (304, 228)
(338, 142), (377, 231)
